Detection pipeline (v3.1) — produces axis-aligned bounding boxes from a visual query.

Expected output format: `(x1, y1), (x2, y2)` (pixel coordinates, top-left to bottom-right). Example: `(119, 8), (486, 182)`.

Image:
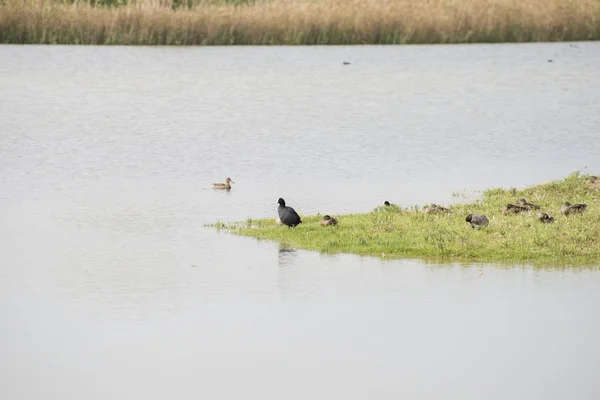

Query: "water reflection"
(277, 243), (298, 267)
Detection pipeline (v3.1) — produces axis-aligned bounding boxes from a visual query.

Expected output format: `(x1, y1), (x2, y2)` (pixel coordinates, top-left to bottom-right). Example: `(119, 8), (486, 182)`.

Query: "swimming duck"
(212, 177), (234, 190)
(516, 198), (540, 210)
(465, 214), (489, 229)
(560, 202), (587, 216)
(277, 198), (302, 227)
(424, 204), (451, 214)
(320, 215), (338, 226)
(503, 204), (529, 215)
(537, 212), (555, 223)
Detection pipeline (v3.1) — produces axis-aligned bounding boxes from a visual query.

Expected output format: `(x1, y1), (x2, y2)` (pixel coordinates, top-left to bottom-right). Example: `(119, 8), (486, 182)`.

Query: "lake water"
(1, 43), (600, 400)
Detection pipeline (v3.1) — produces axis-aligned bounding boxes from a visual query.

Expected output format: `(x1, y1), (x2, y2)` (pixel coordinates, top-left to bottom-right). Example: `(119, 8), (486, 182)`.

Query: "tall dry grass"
(1, 0), (599, 45)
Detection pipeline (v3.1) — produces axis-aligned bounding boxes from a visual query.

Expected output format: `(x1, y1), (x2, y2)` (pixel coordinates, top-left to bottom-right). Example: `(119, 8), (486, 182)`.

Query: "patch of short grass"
(211, 172), (600, 264)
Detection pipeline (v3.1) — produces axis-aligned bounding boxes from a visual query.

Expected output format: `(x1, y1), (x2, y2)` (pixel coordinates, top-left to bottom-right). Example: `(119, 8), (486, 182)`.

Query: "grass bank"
(1, 0), (599, 45)
(212, 173), (600, 264)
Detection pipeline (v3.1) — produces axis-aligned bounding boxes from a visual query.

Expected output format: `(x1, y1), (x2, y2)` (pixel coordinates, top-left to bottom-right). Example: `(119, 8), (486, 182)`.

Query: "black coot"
(277, 198), (302, 227)
(465, 214), (489, 229)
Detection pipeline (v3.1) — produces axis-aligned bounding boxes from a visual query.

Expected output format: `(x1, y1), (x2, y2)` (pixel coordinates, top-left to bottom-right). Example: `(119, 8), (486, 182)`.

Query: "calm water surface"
(1, 43), (600, 400)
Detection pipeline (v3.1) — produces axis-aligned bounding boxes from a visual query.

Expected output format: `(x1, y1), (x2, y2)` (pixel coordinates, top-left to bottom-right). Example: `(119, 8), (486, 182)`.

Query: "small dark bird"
(382, 201), (401, 212)
(516, 198), (540, 210)
(560, 202), (587, 216)
(277, 198), (302, 227)
(503, 204), (529, 215)
(537, 212), (555, 223)
(548, 59), (553, 63)
(424, 204), (451, 214)
(320, 215), (338, 226)
(343, 61), (351, 65)
(465, 214), (489, 229)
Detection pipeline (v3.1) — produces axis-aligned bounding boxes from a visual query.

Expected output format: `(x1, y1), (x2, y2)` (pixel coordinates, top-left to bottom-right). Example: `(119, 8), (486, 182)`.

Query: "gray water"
(1, 43), (600, 400)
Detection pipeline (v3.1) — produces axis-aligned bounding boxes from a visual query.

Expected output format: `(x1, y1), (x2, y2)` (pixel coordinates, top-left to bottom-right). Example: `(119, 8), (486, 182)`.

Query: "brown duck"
(537, 212), (555, 223)
(503, 204), (529, 215)
(516, 198), (540, 210)
(320, 215), (338, 226)
(424, 204), (451, 214)
(560, 202), (587, 216)
(212, 177), (234, 190)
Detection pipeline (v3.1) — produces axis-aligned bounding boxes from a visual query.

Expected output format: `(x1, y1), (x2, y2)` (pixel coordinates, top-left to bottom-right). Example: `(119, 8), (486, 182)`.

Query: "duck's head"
(517, 198), (526, 205)
(323, 215), (332, 220)
(278, 198), (286, 206)
(563, 202), (571, 206)
(383, 201), (390, 206)
(225, 178), (234, 184)
(465, 214), (473, 223)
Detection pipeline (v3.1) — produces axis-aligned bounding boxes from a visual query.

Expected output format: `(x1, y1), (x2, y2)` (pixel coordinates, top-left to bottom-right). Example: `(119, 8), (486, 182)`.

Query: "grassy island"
(213, 173), (600, 264)
(1, 0), (599, 45)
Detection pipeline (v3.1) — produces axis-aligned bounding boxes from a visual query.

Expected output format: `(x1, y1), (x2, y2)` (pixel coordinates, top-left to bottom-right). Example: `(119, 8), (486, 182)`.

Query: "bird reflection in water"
(278, 243), (297, 267)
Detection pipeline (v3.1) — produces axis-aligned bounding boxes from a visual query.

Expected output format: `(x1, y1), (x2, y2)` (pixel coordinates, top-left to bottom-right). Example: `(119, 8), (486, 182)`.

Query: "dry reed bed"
(1, 0), (599, 45)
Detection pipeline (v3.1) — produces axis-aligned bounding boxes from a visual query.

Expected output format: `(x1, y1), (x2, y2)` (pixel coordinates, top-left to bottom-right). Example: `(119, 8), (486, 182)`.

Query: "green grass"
(210, 172), (600, 264)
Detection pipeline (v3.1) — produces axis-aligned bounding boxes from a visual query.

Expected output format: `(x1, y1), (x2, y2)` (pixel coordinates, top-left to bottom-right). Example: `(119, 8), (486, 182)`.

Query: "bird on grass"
(465, 214), (489, 229)
(537, 212), (555, 223)
(503, 204), (529, 215)
(382, 201), (401, 211)
(277, 198), (302, 228)
(212, 177), (234, 190)
(320, 215), (338, 227)
(560, 202), (587, 216)
(516, 198), (540, 210)
(424, 204), (452, 214)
